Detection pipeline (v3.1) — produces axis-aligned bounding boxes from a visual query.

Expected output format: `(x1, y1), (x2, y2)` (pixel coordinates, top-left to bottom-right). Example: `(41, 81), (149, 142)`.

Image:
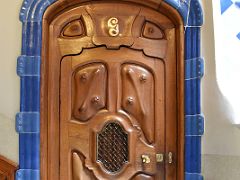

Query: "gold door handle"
(141, 155), (151, 164)
(168, 152), (173, 164)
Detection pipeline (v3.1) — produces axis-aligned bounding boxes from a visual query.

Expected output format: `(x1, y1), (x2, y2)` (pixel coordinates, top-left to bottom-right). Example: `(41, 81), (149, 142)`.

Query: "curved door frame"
(16, 0), (204, 180)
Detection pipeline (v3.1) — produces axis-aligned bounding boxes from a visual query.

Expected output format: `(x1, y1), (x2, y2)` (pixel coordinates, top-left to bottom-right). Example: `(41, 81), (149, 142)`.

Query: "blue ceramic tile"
(21, 22), (42, 56)
(164, 0), (180, 10)
(235, 2), (240, 8)
(178, 0), (191, 25)
(188, 0), (203, 26)
(185, 173), (203, 180)
(16, 169), (40, 180)
(27, 0), (51, 22)
(16, 112), (40, 133)
(185, 78), (201, 115)
(19, 0), (35, 22)
(220, 0), (233, 14)
(19, 133), (40, 169)
(185, 27), (201, 60)
(20, 76), (40, 111)
(185, 58), (204, 79)
(237, 32), (240, 40)
(17, 56), (41, 76)
(185, 115), (204, 136)
(185, 136), (201, 173)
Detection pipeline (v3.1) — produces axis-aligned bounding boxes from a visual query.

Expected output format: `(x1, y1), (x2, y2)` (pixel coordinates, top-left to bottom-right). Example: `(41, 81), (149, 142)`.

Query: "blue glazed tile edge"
(164, 0), (203, 26)
(16, 112), (40, 133)
(17, 56), (41, 76)
(17, 0), (204, 179)
(16, 169), (40, 180)
(17, 0), (57, 177)
(185, 58), (204, 79)
(185, 114), (204, 136)
(185, 173), (203, 180)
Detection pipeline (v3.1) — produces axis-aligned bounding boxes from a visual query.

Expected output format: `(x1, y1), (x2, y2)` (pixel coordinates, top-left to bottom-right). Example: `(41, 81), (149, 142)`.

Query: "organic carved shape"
(122, 64), (155, 144)
(73, 63), (107, 121)
(72, 152), (97, 180)
(62, 18), (85, 37)
(142, 21), (164, 40)
(132, 174), (154, 180)
(97, 122), (128, 173)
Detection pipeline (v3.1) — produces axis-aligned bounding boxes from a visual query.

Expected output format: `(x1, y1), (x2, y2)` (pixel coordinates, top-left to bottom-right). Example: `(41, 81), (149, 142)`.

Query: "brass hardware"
(168, 152), (173, 164)
(139, 74), (147, 83)
(107, 17), (119, 37)
(156, 153), (164, 163)
(141, 155), (151, 164)
(127, 97), (134, 105)
(92, 96), (100, 104)
(80, 72), (88, 82)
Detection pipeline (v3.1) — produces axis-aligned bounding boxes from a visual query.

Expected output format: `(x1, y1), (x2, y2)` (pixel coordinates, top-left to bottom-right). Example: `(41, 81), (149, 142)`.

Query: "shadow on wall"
(202, 0), (240, 179)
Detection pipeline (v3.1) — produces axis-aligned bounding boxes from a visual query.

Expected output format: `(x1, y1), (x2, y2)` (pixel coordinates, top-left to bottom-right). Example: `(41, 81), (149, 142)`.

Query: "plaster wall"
(0, 0), (22, 163)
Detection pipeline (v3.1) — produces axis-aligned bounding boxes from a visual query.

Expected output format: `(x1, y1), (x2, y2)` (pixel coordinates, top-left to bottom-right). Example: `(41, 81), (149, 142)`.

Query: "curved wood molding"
(0, 155), (18, 180)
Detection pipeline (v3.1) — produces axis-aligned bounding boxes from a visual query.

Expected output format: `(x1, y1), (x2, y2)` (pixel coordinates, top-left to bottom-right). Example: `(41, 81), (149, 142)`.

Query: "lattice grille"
(97, 122), (128, 173)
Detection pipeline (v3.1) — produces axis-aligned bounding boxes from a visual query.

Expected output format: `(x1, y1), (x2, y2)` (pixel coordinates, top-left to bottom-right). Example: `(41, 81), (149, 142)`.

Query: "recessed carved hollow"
(142, 21), (164, 40)
(97, 122), (129, 173)
(62, 18), (85, 37)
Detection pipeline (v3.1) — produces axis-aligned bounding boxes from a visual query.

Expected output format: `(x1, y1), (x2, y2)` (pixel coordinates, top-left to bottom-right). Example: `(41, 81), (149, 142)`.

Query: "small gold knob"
(141, 155), (151, 164)
(168, 152), (173, 164)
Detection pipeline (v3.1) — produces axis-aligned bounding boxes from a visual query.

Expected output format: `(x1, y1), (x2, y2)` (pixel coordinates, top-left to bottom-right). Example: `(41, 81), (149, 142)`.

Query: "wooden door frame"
(16, 0), (204, 180)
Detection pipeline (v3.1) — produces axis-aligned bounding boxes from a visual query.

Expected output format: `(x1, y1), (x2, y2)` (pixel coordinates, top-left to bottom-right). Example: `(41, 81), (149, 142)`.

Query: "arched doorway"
(16, 0), (204, 180)
(41, 1), (184, 179)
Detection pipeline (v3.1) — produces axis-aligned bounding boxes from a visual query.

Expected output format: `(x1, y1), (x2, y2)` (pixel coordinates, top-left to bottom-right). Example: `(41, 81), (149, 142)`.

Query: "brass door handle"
(141, 155), (151, 164)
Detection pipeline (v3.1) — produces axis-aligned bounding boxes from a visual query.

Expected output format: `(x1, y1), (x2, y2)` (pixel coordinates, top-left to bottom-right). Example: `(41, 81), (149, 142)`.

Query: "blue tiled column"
(16, 0), (56, 179)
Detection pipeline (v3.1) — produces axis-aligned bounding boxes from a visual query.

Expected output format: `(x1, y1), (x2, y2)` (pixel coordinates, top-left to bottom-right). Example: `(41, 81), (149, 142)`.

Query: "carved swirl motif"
(107, 17), (120, 37)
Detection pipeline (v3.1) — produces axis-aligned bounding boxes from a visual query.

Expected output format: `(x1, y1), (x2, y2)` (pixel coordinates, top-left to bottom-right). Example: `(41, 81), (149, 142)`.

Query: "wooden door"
(44, 1), (182, 180)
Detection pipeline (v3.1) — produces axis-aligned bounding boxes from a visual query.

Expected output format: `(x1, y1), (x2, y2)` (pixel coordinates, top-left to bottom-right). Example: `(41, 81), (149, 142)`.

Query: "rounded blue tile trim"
(17, 0), (204, 179)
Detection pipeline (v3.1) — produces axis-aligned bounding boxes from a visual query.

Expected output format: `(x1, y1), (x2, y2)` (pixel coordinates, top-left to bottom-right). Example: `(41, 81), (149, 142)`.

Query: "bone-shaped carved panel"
(121, 64), (155, 144)
(72, 63), (107, 121)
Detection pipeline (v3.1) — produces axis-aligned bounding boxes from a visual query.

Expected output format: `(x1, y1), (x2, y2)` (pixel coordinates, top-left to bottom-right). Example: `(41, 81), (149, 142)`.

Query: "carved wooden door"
(55, 2), (178, 180)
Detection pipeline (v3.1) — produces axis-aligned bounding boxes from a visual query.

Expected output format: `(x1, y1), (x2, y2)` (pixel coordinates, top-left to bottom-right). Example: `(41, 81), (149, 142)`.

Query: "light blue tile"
(17, 56), (41, 76)
(16, 112), (40, 133)
(220, 0), (233, 14)
(237, 32), (240, 40)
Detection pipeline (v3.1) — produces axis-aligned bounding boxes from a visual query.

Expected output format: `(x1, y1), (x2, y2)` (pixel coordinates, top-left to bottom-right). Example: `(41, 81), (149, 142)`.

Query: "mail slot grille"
(97, 122), (128, 173)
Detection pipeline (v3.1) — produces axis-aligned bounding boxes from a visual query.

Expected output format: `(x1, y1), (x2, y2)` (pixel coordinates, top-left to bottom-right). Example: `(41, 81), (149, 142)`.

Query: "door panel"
(72, 63), (107, 121)
(50, 2), (178, 180)
(121, 64), (155, 144)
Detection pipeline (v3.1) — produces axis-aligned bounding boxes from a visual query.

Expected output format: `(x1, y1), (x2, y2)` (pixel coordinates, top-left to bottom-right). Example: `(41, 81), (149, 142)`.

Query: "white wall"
(0, 1), (22, 163)
(201, 0), (240, 157)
